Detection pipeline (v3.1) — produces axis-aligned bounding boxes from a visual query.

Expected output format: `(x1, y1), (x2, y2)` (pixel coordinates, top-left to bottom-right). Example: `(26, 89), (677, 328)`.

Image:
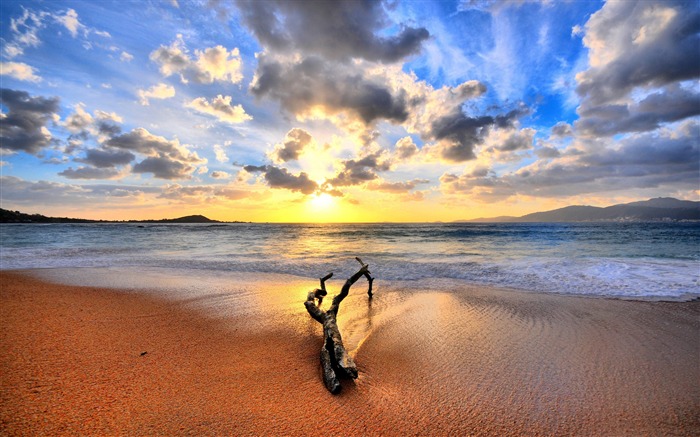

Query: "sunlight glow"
(309, 192), (336, 210)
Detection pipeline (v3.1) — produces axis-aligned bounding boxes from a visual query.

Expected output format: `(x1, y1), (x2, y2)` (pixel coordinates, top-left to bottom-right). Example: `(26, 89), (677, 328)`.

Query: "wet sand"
(1, 270), (699, 435)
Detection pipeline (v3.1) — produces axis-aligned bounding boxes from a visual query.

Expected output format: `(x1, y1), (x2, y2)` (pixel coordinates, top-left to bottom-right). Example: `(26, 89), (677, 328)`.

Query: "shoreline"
(1, 270), (699, 435)
(13, 266), (700, 303)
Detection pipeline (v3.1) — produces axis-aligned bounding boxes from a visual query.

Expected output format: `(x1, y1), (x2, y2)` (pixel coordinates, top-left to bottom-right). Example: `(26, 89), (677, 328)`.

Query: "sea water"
(1, 222), (698, 300)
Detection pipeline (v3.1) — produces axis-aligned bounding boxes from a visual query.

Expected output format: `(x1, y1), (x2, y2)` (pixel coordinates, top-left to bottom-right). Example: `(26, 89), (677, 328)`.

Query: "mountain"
(134, 215), (219, 223)
(0, 209), (95, 223)
(464, 198), (700, 223)
(0, 209), (221, 223)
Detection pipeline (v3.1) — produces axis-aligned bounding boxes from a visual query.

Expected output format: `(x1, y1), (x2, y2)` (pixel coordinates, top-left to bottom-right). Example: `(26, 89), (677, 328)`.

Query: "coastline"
(1, 270), (699, 435)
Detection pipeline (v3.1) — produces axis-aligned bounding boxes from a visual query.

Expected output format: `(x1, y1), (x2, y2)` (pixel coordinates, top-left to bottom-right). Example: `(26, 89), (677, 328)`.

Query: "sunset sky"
(1, 0), (698, 222)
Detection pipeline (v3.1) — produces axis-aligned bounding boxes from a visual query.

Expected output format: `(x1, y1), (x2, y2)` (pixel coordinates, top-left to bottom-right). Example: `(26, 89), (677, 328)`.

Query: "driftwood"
(304, 257), (374, 393)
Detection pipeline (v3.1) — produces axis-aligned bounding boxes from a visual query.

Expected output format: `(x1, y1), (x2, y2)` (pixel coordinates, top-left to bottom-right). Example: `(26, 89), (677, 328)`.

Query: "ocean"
(1, 222), (698, 300)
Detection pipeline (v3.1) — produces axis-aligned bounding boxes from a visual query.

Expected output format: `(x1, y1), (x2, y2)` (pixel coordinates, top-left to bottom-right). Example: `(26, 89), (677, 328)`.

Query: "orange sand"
(1, 271), (699, 435)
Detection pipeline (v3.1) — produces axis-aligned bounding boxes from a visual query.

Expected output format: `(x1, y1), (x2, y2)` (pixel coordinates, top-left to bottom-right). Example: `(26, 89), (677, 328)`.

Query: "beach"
(1, 270), (699, 436)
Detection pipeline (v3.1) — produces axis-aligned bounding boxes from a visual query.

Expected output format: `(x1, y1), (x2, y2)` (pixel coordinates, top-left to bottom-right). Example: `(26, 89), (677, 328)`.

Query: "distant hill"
(132, 215), (219, 224)
(0, 209), (95, 223)
(0, 209), (222, 224)
(464, 198), (700, 223)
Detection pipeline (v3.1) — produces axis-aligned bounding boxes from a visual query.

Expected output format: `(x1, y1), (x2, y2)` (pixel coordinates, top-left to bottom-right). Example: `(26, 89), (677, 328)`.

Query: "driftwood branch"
(304, 258), (374, 393)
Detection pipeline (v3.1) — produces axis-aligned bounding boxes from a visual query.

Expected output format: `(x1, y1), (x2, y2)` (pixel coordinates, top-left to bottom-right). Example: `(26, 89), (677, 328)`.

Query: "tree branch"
(303, 258), (374, 393)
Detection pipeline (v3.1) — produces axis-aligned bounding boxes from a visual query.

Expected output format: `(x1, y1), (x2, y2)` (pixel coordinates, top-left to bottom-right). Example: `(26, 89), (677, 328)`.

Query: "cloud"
(132, 156), (197, 180)
(58, 166), (126, 180)
(137, 83), (176, 105)
(0, 176), (159, 207)
(0, 62), (41, 82)
(213, 144), (228, 163)
(64, 103), (93, 133)
(425, 105), (528, 162)
(534, 145), (561, 159)
(243, 164), (318, 194)
(0, 88), (59, 155)
(576, 1), (700, 107)
(393, 136), (419, 160)
(440, 121), (700, 200)
(269, 128), (313, 163)
(490, 127), (535, 152)
(62, 104), (123, 145)
(550, 122), (573, 138)
(2, 7), (47, 58)
(106, 128), (204, 163)
(150, 36), (243, 84)
(0, 175), (87, 204)
(366, 178), (430, 193)
(250, 54), (410, 125)
(120, 51), (134, 62)
(239, 0), (521, 166)
(105, 128), (206, 180)
(325, 151), (392, 187)
(236, 0), (429, 63)
(186, 95), (251, 123)
(575, 83), (700, 137)
(210, 171), (231, 179)
(56, 8), (82, 38)
(158, 183), (249, 201)
(76, 148), (135, 168)
(2, 7), (110, 58)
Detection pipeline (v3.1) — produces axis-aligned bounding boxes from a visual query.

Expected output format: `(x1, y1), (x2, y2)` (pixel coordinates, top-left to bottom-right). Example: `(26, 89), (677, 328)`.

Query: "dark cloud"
(326, 152), (391, 187)
(441, 123), (700, 199)
(58, 166), (123, 180)
(243, 164), (267, 173)
(105, 128), (204, 163)
(101, 128), (204, 180)
(534, 146), (561, 159)
(550, 122), (573, 138)
(251, 55), (409, 125)
(77, 148), (135, 168)
(0, 88), (59, 154)
(133, 156), (196, 180)
(428, 106), (527, 162)
(96, 120), (121, 137)
(576, 1), (700, 106)
(244, 164), (318, 194)
(270, 128), (312, 163)
(494, 128), (534, 152)
(575, 85), (700, 137)
(236, 0), (429, 63)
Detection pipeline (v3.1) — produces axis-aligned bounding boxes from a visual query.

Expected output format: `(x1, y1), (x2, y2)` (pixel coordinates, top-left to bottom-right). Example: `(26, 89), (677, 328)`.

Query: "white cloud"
(186, 95), (251, 123)
(120, 51), (134, 62)
(56, 8), (82, 38)
(0, 62), (41, 82)
(213, 144), (229, 163)
(137, 83), (176, 105)
(64, 103), (94, 133)
(3, 8), (47, 58)
(150, 36), (244, 84)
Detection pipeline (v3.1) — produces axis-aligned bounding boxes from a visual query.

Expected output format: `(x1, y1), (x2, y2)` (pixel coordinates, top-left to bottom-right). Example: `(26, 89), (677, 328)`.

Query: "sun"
(309, 192), (336, 210)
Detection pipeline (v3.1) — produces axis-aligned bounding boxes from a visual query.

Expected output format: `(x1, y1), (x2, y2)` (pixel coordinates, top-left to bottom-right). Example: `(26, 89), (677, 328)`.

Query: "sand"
(1, 270), (699, 436)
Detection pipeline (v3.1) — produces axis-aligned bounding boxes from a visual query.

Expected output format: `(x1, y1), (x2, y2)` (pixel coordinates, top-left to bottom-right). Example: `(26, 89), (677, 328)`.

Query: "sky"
(0, 0), (698, 222)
